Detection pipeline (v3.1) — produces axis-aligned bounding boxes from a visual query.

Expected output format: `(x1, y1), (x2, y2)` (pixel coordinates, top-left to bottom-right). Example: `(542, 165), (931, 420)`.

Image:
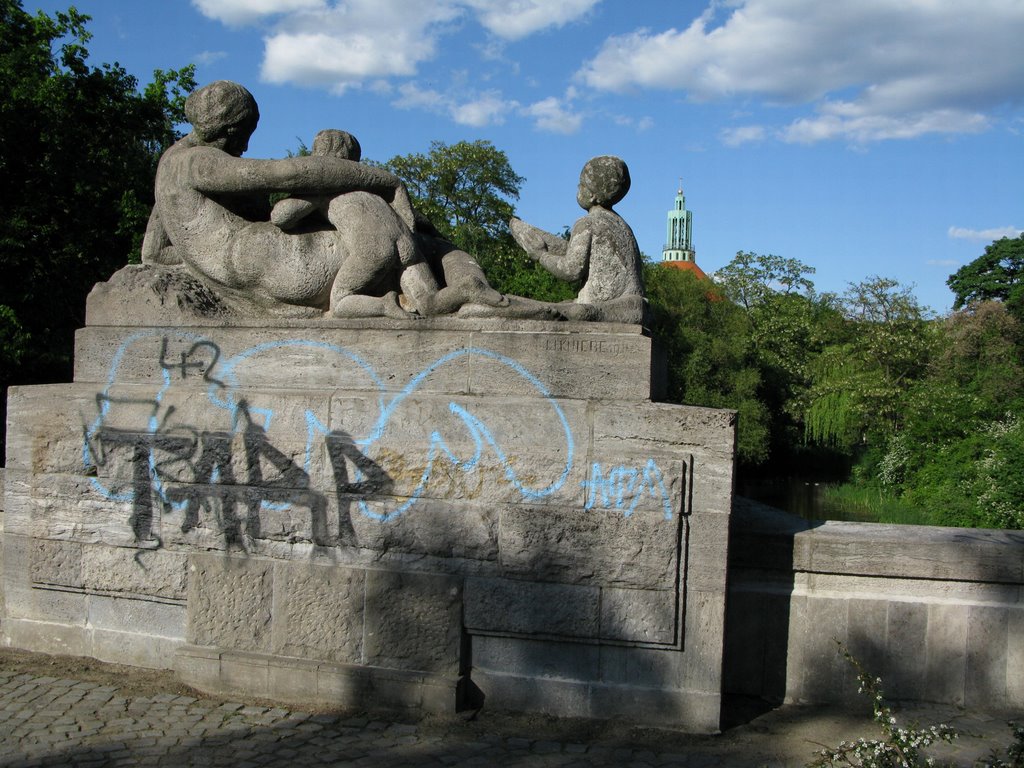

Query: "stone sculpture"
(140, 79), (645, 324)
(510, 155), (647, 324)
(142, 80), (505, 319)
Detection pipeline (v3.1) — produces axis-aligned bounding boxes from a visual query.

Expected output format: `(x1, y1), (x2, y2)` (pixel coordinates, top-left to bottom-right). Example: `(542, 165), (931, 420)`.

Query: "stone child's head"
(311, 129), (362, 162)
(184, 80), (260, 157)
(577, 155), (631, 211)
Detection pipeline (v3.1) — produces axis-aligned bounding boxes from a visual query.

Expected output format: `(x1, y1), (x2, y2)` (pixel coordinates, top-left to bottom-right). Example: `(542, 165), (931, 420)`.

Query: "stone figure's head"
(311, 129), (362, 162)
(185, 80), (260, 157)
(577, 156), (630, 211)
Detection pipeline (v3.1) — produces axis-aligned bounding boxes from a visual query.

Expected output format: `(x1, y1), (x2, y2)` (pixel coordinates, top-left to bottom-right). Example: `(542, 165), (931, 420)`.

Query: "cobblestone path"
(0, 666), (1018, 767)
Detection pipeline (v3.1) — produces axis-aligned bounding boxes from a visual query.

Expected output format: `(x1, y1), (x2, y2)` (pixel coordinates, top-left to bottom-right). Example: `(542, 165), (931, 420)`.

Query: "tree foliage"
(0, 0), (194, 442)
(379, 139), (523, 249)
(804, 277), (932, 448)
(378, 139), (573, 302)
(715, 250), (816, 310)
(645, 264), (770, 465)
(947, 233), (1024, 317)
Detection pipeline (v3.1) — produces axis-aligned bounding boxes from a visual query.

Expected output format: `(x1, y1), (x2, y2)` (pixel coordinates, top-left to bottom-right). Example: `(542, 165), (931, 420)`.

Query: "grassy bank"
(818, 483), (939, 526)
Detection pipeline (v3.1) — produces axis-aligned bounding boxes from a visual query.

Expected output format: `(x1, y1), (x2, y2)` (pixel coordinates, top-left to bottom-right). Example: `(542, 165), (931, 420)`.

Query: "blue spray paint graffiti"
(581, 459), (674, 520)
(86, 331), (679, 540)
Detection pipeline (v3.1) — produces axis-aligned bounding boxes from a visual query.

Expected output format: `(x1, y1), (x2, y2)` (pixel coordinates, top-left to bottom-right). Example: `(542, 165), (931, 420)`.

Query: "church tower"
(661, 182), (707, 279)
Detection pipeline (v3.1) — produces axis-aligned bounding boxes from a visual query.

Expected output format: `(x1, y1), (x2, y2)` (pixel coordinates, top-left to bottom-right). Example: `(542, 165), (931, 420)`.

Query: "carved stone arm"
(187, 150), (416, 228)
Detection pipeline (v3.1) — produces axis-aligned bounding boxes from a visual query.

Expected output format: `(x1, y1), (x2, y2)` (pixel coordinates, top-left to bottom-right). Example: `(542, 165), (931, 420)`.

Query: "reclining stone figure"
(142, 80), (504, 318)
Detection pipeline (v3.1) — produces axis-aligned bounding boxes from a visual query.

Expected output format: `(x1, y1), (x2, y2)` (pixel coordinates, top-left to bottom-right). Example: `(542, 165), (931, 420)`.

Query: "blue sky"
(27, 0), (1024, 313)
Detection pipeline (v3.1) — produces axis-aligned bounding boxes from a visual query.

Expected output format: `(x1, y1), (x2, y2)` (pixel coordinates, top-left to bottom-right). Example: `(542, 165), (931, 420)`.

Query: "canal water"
(737, 478), (876, 522)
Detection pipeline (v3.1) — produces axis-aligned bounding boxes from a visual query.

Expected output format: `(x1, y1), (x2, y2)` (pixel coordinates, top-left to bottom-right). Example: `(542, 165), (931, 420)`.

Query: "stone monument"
(2, 81), (735, 732)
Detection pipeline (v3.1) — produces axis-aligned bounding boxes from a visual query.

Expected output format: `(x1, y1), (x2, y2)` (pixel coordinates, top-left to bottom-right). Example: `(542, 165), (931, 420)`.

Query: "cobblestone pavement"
(0, 661), (1019, 767)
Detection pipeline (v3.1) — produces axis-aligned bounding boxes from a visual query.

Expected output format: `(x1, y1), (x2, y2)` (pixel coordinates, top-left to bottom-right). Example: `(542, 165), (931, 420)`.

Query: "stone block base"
(175, 645), (461, 713)
(4, 315), (736, 732)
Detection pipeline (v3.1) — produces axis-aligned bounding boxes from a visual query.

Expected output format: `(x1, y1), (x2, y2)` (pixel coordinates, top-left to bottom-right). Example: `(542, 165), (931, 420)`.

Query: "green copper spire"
(663, 182), (695, 263)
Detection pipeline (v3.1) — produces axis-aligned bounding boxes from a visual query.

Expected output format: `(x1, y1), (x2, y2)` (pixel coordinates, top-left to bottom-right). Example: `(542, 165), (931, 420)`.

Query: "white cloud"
(258, 1), (461, 92)
(452, 91), (515, 126)
(520, 96), (582, 134)
(192, 0), (326, 26)
(720, 125), (766, 146)
(393, 82), (517, 127)
(611, 113), (654, 132)
(195, 0), (598, 94)
(463, 0), (599, 41)
(782, 109), (989, 145)
(948, 226), (1023, 242)
(194, 50), (228, 66)
(579, 0), (1024, 143)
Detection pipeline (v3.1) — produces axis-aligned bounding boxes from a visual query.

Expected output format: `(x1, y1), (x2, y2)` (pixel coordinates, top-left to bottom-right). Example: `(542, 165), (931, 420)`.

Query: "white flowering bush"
(806, 645), (958, 768)
(974, 413), (1024, 529)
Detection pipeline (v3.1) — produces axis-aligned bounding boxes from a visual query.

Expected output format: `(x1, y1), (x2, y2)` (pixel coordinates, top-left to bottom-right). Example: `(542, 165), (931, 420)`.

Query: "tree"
(805, 277), (933, 448)
(947, 234), (1024, 317)
(645, 264), (770, 465)
(881, 301), (1024, 527)
(378, 139), (523, 251)
(0, 0), (194, 444)
(715, 251), (816, 311)
(378, 139), (573, 301)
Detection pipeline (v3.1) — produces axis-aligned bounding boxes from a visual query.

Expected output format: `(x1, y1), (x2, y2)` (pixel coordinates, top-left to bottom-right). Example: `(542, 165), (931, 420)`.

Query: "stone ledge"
(174, 645), (462, 713)
(86, 265), (649, 336)
(731, 498), (1024, 583)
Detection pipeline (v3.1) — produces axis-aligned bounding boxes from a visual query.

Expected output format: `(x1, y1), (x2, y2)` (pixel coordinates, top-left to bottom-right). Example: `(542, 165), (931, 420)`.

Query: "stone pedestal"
(2, 265), (736, 732)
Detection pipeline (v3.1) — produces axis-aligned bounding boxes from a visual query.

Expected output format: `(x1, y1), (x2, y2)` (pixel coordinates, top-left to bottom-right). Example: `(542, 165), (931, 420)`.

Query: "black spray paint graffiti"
(84, 331), (675, 546)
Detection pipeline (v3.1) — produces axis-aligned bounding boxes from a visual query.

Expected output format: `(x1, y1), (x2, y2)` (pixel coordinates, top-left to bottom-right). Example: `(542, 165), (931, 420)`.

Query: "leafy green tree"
(948, 234), (1024, 318)
(715, 250), (816, 310)
(378, 139), (573, 301)
(645, 264), (770, 465)
(805, 277), (933, 449)
(378, 139), (523, 250)
(713, 251), (847, 473)
(0, 0), (194, 444)
(884, 302), (1024, 527)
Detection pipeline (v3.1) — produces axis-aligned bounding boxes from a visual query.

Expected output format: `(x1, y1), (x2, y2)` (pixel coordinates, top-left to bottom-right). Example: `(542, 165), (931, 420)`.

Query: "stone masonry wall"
(726, 499), (1024, 710)
(2, 311), (735, 733)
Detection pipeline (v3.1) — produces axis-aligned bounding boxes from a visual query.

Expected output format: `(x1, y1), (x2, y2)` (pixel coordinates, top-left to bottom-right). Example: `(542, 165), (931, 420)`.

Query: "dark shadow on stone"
(720, 497), (823, 727)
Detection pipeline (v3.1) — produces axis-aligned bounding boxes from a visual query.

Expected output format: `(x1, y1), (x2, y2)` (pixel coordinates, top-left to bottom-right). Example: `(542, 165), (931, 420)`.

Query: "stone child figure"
(143, 80), (437, 318)
(510, 155), (646, 324)
(270, 129), (363, 231)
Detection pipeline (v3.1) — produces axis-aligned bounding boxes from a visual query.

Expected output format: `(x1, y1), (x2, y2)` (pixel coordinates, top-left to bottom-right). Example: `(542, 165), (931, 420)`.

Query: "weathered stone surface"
(271, 561), (363, 664)
(30, 539), (83, 588)
(464, 577), (599, 638)
(187, 555), (273, 653)
(498, 506), (681, 589)
(83, 547), (188, 600)
(886, 601), (928, 701)
(75, 324), (653, 401)
(793, 521), (1024, 582)
(86, 264), (236, 326)
(5, 385), (91, 475)
(6, 309), (739, 732)
(600, 587), (676, 645)
(924, 603), (968, 705)
(363, 569), (462, 676)
(592, 402), (737, 459)
(350, 499), (499, 563)
(729, 501), (1024, 709)
(471, 635), (600, 681)
(686, 512), (730, 593)
(966, 605), (1009, 707)
(88, 594), (185, 638)
(11, 473), (138, 546)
